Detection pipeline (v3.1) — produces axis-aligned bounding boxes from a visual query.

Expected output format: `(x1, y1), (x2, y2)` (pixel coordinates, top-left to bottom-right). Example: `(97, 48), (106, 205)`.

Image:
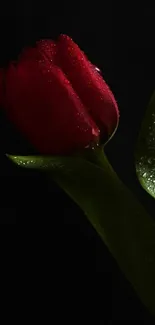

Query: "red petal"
(18, 40), (57, 65)
(0, 68), (5, 107)
(36, 39), (57, 64)
(4, 59), (99, 154)
(18, 47), (42, 63)
(57, 34), (119, 139)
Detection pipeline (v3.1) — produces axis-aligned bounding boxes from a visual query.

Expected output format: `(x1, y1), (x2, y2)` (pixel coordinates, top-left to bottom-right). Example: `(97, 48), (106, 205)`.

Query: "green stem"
(52, 149), (155, 316)
(8, 150), (155, 316)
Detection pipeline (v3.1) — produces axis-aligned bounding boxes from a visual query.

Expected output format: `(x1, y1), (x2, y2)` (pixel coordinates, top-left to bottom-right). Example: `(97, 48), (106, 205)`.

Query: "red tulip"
(1, 35), (119, 154)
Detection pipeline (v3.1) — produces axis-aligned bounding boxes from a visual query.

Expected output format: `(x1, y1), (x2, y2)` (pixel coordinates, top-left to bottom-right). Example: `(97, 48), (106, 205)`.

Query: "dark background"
(0, 4), (155, 322)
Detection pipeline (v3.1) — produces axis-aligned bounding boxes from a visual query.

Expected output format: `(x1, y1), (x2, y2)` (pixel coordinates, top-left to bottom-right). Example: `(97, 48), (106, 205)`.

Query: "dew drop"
(94, 66), (101, 73)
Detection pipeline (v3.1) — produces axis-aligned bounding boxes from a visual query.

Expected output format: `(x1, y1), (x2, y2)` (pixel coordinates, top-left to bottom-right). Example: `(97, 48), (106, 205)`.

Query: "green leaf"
(135, 91), (155, 198)
(8, 149), (155, 316)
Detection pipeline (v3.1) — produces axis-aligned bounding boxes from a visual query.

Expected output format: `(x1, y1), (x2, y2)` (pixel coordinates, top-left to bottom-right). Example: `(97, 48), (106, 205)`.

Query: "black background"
(0, 4), (155, 322)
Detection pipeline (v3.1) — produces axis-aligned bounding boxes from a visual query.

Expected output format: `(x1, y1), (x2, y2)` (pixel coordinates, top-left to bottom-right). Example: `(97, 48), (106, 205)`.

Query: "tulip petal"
(0, 68), (5, 107)
(18, 40), (57, 66)
(37, 39), (57, 64)
(57, 35), (119, 141)
(4, 59), (99, 154)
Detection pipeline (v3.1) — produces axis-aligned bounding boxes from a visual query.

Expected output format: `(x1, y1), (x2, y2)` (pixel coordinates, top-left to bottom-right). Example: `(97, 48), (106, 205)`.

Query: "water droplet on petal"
(94, 66), (101, 73)
(93, 65), (102, 76)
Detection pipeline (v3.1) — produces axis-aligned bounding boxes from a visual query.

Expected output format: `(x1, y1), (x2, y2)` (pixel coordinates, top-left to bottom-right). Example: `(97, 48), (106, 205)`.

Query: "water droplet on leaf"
(135, 91), (155, 198)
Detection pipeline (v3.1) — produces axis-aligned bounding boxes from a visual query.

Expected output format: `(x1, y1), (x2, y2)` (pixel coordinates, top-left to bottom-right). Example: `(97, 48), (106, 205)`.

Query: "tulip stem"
(8, 149), (155, 316)
(51, 148), (155, 317)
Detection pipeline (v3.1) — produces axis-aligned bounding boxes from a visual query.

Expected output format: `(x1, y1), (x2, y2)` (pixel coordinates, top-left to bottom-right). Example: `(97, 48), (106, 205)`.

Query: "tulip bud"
(1, 35), (119, 154)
